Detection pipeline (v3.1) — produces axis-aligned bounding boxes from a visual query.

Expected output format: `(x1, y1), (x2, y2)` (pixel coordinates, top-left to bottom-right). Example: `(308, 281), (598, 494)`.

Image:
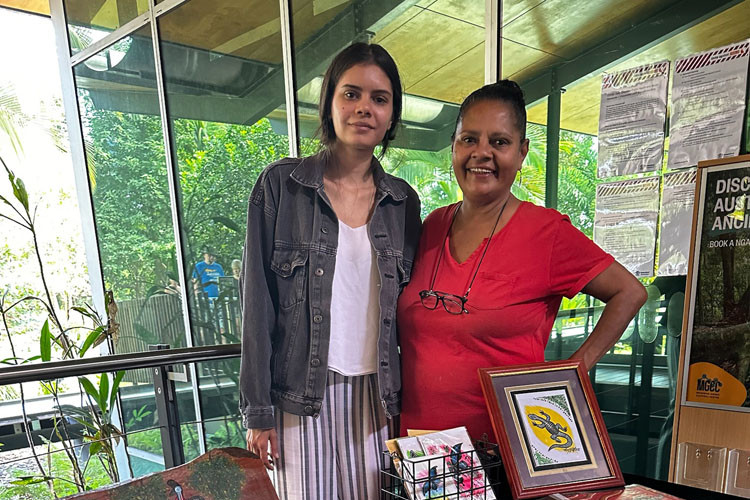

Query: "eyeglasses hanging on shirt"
(419, 197), (509, 315)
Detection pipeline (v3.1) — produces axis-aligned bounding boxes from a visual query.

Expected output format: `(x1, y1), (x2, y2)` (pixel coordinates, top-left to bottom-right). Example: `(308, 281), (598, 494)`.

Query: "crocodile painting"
(528, 410), (573, 451)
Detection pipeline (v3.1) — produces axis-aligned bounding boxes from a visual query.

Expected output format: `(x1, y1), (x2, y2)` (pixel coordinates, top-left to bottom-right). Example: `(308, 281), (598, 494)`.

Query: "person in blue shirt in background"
(192, 247), (225, 299)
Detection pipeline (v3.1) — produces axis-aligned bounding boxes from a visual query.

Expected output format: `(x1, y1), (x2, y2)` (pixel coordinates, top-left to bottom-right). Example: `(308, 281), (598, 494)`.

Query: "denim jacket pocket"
(270, 246), (308, 309)
(396, 256), (411, 286)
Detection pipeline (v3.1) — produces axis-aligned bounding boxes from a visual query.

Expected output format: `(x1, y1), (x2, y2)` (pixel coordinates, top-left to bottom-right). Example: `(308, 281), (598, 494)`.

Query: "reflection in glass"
(75, 25), (187, 352)
(65, 0), (149, 55)
(157, 0), (289, 347)
(197, 359), (244, 448)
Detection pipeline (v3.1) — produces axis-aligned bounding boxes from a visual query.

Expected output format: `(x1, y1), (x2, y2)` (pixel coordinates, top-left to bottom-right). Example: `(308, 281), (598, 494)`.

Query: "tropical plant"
(0, 83), (25, 155)
(382, 146), (460, 218)
(0, 155), (125, 495)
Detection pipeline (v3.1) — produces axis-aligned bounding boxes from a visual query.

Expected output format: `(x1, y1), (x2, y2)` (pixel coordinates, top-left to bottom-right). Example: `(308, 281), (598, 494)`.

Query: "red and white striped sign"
(675, 41), (750, 74)
(602, 61), (670, 90)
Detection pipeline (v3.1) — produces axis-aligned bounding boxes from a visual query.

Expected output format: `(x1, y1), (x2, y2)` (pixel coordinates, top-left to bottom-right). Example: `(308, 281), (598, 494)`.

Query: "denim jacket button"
(304, 405), (313, 415)
(281, 262), (291, 271)
(321, 226), (328, 234)
(313, 314), (323, 323)
(383, 318), (391, 326)
(310, 358), (320, 367)
(315, 268), (324, 276)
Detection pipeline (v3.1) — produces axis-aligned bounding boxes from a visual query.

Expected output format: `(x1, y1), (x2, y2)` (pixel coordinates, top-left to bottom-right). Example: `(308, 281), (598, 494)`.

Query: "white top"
(327, 221), (381, 376)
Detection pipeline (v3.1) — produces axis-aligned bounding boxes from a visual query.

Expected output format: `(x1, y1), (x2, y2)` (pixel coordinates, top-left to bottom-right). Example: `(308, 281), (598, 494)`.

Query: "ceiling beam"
(519, 0), (744, 105)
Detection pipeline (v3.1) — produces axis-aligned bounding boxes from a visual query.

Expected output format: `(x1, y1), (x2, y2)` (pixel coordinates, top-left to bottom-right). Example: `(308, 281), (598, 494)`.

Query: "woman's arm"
(570, 261), (647, 371)
(239, 169), (280, 469)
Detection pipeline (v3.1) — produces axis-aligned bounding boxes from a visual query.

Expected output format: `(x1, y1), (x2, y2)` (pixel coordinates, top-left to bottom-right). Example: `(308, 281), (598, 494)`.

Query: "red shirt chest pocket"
(466, 272), (518, 311)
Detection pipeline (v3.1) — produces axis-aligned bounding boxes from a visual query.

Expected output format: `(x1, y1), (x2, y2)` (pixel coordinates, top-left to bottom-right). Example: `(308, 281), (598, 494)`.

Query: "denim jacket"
(239, 152), (422, 429)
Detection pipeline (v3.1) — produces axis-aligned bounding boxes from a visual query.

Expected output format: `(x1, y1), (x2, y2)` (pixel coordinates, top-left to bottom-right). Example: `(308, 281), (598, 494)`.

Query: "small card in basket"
(416, 427), (496, 500)
(401, 454), (459, 500)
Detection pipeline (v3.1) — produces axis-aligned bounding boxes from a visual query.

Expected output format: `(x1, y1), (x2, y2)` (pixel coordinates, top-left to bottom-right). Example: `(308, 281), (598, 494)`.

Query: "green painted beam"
(520, 0), (743, 105)
(545, 86), (561, 209)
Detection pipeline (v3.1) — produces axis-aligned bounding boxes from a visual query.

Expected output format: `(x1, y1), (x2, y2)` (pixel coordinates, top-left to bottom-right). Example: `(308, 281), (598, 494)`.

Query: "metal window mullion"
(545, 74), (561, 210)
(49, 0), (133, 479)
(484, 0), (502, 83)
(67, 0), (190, 67)
(69, 11), (149, 67)
(279, 0), (300, 156)
(50, 0), (107, 321)
(148, 3), (206, 456)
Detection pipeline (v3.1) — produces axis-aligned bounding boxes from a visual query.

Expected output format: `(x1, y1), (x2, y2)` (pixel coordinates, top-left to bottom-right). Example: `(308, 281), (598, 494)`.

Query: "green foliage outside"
(84, 107), (604, 338)
(0, 447), (110, 500)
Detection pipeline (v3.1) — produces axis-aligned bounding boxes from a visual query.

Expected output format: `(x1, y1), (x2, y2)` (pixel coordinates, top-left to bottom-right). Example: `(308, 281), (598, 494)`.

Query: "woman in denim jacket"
(239, 43), (421, 499)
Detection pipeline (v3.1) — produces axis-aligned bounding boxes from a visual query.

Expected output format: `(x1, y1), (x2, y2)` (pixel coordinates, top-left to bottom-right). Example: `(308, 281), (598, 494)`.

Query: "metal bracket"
(149, 344), (185, 468)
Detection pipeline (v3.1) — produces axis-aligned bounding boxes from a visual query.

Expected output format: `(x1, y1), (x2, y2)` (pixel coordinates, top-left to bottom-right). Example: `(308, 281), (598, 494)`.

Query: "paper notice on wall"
(658, 170), (697, 276)
(594, 176), (660, 277)
(597, 61), (669, 178)
(668, 40), (750, 169)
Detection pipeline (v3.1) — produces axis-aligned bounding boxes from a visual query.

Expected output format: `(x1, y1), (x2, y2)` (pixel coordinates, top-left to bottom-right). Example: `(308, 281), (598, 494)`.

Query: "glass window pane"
(74, 25), (188, 352)
(196, 359), (243, 449)
(156, 0), (289, 347)
(65, 0), (149, 55)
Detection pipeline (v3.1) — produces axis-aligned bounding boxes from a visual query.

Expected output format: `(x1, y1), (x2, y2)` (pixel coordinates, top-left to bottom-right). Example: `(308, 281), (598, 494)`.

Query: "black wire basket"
(380, 440), (504, 499)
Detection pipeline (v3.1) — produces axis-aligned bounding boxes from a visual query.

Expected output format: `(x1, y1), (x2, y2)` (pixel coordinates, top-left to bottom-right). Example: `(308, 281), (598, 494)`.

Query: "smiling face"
(330, 63), (394, 153)
(452, 99), (529, 204)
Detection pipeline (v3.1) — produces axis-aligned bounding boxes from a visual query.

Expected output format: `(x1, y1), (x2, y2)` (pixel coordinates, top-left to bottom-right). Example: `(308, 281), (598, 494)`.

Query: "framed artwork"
(479, 360), (623, 499)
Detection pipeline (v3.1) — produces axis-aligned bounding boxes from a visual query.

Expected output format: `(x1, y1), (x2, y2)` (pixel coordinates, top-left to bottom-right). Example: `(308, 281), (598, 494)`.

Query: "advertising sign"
(683, 159), (750, 410)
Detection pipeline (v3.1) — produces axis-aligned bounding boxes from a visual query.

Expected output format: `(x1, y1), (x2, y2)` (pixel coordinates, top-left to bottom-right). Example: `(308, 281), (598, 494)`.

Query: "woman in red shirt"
(397, 80), (647, 442)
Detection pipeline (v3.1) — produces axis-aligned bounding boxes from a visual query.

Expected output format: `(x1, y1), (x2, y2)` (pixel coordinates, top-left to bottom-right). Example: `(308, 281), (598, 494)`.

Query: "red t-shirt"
(397, 201), (614, 441)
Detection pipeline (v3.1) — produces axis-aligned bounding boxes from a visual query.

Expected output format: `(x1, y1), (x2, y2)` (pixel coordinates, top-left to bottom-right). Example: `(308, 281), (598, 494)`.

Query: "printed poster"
(683, 161), (750, 410)
(594, 177), (660, 278)
(668, 40), (750, 169)
(657, 170), (697, 276)
(597, 61), (669, 178)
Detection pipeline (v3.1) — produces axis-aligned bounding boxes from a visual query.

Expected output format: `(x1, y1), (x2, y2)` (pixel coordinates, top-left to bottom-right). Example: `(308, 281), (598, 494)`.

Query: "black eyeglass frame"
(419, 289), (469, 315)
(418, 197), (509, 315)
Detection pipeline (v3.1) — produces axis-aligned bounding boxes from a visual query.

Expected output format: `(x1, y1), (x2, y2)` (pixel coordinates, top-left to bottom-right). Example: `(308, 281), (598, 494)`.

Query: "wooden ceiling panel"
(291, 0), (351, 48)
(158, 0), (285, 63)
(426, 0), (485, 28)
(526, 99), (547, 126)
(64, 0), (149, 31)
(376, 8), (483, 90)
(502, 0), (545, 27)
(408, 42), (484, 103)
(0, 0), (49, 16)
(502, 38), (558, 82)
(372, 5), (422, 42)
(503, 0), (672, 59)
(559, 76), (602, 135)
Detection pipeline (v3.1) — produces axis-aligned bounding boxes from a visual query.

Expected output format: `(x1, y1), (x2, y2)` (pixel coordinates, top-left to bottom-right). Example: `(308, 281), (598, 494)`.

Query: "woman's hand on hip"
(246, 427), (279, 470)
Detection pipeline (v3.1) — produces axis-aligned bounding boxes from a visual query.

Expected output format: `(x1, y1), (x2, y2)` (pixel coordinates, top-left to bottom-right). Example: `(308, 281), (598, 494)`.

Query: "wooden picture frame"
(479, 360), (623, 499)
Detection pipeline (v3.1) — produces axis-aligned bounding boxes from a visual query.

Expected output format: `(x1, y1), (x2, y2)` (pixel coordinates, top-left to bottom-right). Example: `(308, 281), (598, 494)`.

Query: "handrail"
(0, 344), (241, 385)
